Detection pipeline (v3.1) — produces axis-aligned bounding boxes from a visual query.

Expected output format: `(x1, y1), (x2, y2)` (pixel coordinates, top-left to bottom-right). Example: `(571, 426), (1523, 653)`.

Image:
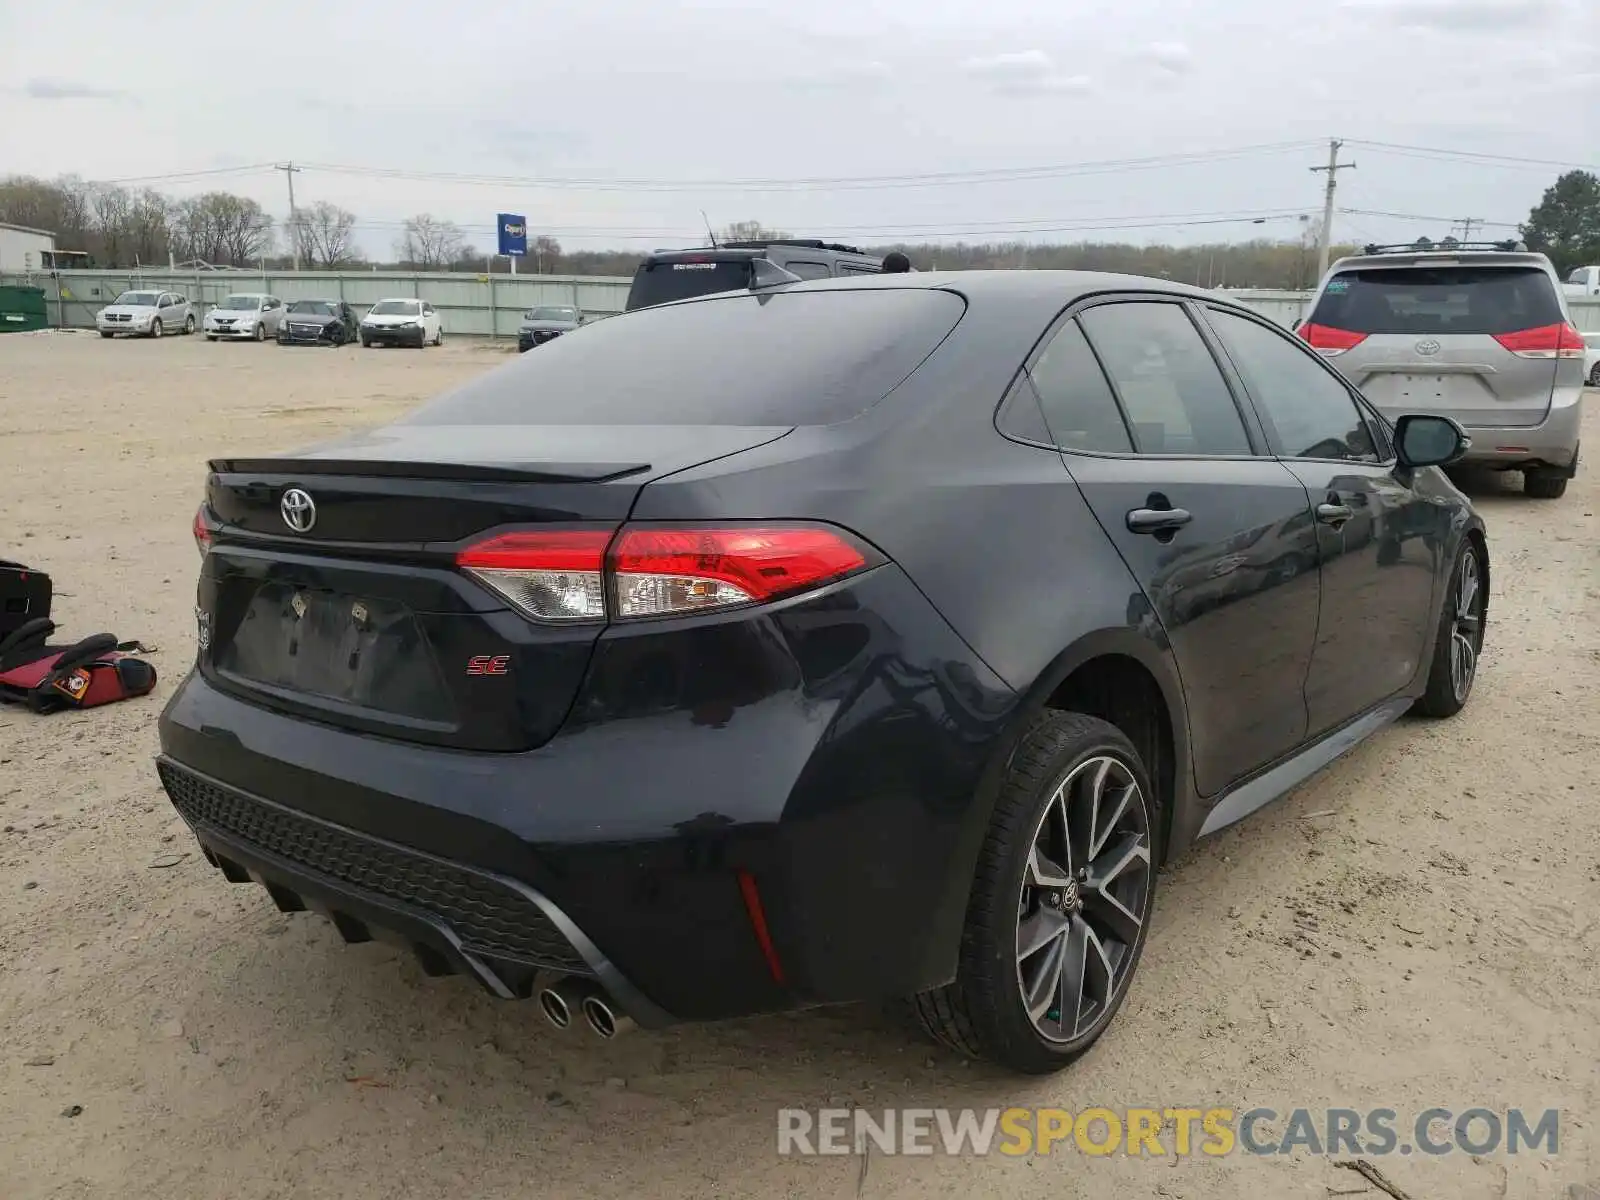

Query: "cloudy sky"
(2, 0), (1595, 256)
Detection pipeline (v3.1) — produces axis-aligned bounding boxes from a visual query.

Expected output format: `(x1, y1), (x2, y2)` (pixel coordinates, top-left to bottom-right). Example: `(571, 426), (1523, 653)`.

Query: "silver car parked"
(1299, 241), (1584, 498)
(95, 290), (195, 339)
(204, 293), (285, 342)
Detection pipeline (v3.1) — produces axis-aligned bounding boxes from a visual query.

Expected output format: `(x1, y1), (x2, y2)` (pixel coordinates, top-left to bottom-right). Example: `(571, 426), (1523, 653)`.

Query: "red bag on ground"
(0, 619), (157, 714)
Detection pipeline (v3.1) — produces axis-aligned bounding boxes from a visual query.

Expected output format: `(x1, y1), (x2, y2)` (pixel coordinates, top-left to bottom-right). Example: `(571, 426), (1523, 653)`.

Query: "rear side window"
(627, 259), (751, 309)
(403, 290), (965, 427)
(1311, 266), (1562, 335)
(1028, 319), (1132, 453)
(1207, 309), (1378, 462)
(1078, 302), (1251, 455)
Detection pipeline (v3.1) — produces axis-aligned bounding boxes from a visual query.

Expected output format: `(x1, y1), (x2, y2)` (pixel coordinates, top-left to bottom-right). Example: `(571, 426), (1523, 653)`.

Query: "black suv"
(162, 271), (1487, 1074)
(624, 239), (883, 311)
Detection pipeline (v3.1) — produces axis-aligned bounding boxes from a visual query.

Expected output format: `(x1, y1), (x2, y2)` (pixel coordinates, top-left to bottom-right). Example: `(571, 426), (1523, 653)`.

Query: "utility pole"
(275, 162), (302, 271)
(1452, 217), (1481, 241)
(1310, 139), (1355, 283)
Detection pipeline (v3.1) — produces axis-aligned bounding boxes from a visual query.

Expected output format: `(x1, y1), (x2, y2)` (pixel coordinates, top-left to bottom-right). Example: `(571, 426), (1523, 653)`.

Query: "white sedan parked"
(204, 293), (286, 342)
(1584, 331), (1600, 388)
(359, 298), (443, 348)
(95, 290), (195, 338)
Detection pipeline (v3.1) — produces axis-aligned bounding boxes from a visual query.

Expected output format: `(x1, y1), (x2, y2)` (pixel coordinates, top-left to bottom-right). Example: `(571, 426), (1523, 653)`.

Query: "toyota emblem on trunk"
(1414, 338), (1441, 356)
(280, 488), (317, 533)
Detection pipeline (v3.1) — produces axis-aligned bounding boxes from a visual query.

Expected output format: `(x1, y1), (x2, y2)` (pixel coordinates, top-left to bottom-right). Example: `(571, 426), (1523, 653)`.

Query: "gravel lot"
(1, 331), (1597, 1200)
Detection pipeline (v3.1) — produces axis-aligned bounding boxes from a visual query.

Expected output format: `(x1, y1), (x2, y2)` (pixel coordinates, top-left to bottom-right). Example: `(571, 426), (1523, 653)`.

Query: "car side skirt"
(1194, 695), (1412, 838)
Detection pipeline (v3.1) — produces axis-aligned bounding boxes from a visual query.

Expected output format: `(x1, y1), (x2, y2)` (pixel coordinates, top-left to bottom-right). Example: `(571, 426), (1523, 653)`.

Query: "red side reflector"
(1297, 323), (1369, 355)
(737, 869), (786, 985)
(1491, 322), (1586, 359)
(455, 529), (610, 572)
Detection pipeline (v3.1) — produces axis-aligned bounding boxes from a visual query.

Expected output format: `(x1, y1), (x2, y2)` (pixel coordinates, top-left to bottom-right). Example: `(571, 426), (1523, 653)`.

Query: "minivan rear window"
(1310, 266), (1562, 335)
(626, 258), (752, 310)
(402, 289), (965, 427)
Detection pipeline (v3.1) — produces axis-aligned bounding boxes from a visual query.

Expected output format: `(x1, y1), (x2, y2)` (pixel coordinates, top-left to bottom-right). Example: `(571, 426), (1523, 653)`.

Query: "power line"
(292, 141), (1322, 193)
(1338, 206), (1518, 228)
(89, 163), (280, 186)
(1345, 140), (1600, 172)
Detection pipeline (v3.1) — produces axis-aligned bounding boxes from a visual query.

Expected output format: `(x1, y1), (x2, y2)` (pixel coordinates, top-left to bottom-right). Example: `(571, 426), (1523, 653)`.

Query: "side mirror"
(1394, 414), (1470, 469)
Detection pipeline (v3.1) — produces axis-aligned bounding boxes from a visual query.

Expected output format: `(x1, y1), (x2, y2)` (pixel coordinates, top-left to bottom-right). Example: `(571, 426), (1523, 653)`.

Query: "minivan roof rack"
(1360, 237), (1527, 255)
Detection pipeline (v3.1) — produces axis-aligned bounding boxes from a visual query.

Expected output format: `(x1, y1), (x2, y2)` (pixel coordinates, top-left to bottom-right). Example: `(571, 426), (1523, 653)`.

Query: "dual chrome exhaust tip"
(538, 977), (636, 1039)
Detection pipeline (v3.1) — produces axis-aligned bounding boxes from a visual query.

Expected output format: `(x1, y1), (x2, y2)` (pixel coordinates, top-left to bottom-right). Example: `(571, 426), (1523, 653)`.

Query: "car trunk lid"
(198, 423), (791, 751)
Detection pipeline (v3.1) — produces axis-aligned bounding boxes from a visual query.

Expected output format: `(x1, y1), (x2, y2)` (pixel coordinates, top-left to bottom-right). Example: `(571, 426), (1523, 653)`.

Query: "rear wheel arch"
(966, 632), (1193, 877)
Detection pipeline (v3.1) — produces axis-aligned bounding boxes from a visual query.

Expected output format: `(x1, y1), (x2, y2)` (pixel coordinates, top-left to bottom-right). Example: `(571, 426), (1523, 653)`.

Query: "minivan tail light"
(611, 525), (874, 619)
(1491, 322), (1586, 359)
(456, 529), (610, 623)
(1297, 323), (1369, 355)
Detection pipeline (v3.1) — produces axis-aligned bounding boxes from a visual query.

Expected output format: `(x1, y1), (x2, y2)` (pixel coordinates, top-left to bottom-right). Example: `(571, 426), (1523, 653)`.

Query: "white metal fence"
(4, 269), (1597, 335)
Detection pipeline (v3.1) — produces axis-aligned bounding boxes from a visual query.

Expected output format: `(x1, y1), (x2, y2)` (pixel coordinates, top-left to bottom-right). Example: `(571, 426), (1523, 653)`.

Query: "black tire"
(100, 331), (114, 339)
(254, 324), (265, 342)
(361, 337), (372, 348)
(433, 327), (443, 346)
(1523, 469), (1568, 499)
(205, 334), (217, 342)
(1589, 363), (1600, 387)
(183, 314), (196, 334)
(150, 319), (163, 339)
(904, 712), (1159, 1074)
(1412, 537), (1486, 718)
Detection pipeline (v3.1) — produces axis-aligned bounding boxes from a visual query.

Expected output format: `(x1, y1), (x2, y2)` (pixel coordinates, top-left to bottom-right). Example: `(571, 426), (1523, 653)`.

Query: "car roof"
(371, 296), (422, 302)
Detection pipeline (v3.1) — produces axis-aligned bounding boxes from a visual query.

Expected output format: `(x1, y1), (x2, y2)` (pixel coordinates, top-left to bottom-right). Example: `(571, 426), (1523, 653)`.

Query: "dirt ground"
(1, 330), (1597, 1200)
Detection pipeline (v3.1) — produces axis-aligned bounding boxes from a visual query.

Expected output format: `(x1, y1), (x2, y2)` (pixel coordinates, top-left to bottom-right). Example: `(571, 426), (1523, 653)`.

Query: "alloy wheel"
(1016, 755), (1152, 1044)
(1450, 550), (1483, 702)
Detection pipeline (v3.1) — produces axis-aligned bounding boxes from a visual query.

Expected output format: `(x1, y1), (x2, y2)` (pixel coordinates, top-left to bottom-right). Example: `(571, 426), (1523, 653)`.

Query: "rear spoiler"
(207, 458), (652, 485)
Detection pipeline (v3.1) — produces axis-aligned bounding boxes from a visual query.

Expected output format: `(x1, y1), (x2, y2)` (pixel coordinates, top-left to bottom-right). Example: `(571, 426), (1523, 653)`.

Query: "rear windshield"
(626, 259), (752, 310)
(1311, 266), (1562, 335)
(402, 289), (964, 427)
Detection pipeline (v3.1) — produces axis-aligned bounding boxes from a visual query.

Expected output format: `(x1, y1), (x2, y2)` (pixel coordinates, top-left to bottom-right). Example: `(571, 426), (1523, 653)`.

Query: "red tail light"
(454, 523), (877, 624)
(193, 506), (212, 558)
(611, 525), (871, 618)
(1491, 322), (1586, 359)
(1297, 323), (1369, 356)
(456, 529), (610, 623)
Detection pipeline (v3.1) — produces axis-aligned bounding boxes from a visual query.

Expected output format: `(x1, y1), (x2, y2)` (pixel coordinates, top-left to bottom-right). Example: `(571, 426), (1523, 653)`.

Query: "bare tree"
(128, 189), (173, 266)
(170, 192), (273, 266)
(720, 220), (788, 243)
(90, 184), (134, 266)
(0, 175), (93, 252)
(395, 213), (470, 270)
(292, 201), (360, 268)
(532, 234), (561, 273)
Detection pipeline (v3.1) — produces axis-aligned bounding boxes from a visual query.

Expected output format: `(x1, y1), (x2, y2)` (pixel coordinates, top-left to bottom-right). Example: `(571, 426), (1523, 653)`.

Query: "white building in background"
(0, 222), (58, 272)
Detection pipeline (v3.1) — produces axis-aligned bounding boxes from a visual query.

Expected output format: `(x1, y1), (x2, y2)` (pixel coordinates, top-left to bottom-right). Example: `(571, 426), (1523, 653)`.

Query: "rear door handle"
(1316, 502), (1353, 526)
(1126, 507), (1193, 534)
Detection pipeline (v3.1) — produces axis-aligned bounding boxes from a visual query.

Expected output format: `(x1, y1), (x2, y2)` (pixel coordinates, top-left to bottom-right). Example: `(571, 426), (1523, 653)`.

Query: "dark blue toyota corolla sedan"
(159, 270), (1488, 1074)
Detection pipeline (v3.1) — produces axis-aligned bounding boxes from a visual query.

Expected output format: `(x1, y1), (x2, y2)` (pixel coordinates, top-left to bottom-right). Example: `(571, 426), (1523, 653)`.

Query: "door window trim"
(1197, 302), (1392, 466)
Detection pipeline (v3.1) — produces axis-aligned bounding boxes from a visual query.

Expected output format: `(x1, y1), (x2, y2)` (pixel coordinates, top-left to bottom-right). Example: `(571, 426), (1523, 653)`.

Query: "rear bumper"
(1456, 394), (1583, 472)
(156, 565), (1018, 1022)
(158, 756), (673, 1025)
